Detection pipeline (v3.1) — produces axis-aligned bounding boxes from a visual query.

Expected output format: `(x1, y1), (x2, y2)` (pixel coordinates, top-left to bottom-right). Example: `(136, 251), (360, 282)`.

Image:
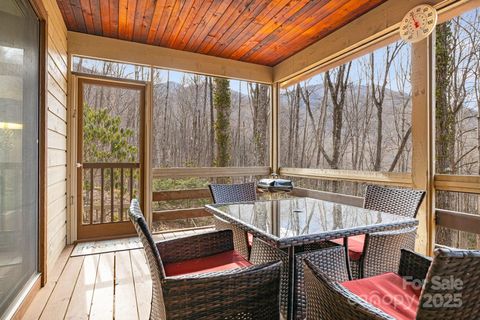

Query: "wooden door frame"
(28, 0), (48, 287)
(75, 76), (147, 241)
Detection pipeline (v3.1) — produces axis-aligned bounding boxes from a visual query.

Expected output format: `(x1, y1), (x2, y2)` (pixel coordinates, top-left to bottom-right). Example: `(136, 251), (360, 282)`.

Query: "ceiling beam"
(273, 0), (448, 84)
(68, 32), (273, 83)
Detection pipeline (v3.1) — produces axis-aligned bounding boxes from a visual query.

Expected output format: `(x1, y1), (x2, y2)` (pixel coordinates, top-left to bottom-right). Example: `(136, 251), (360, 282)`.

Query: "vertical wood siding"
(43, 0), (68, 276)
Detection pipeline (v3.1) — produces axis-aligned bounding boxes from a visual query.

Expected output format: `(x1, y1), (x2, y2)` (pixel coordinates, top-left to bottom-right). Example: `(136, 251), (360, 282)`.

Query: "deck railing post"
(270, 82), (279, 175)
(411, 33), (435, 255)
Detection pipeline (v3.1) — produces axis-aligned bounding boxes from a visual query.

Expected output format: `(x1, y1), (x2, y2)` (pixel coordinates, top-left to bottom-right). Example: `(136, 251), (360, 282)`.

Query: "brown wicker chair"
(293, 242), (342, 320)
(359, 227), (417, 278)
(304, 246), (480, 320)
(209, 182), (257, 204)
(363, 185), (426, 218)
(249, 238), (289, 318)
(249, 237), (340, 319)
(335, 185), (425, 278)
(128, 199), (282, 320)
(209, 182), (257, 259)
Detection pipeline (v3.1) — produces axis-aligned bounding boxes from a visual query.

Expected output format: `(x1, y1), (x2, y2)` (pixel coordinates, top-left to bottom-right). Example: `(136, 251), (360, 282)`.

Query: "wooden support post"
(144, 82), (153, 228)
(270, 83), (280, 175)
(411, 34), (435, 255)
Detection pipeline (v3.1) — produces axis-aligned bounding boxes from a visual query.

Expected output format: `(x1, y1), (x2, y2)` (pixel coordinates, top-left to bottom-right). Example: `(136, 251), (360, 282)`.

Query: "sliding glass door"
(0, 0), (40, 316)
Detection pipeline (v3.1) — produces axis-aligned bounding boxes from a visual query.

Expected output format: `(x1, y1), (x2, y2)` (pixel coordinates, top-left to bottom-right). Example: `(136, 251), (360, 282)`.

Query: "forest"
(73, 8), (480, 248)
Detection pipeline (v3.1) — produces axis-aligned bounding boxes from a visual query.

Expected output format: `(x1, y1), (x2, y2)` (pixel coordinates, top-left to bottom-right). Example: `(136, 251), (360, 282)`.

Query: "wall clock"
(400, 5), (438, 43)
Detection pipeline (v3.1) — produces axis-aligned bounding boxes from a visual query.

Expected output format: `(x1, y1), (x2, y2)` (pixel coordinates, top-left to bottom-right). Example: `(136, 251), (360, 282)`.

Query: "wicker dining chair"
(209, 182), (257, 259)
(249, 238), (290, 318)
(363, 185), (426, 218)
(304, 246), (480, 320)
(128, 199), (282, 320)
(335, 185), (425, 278)
(304, 248), (480, 320)
(249, 236), (340, 319)
(359, 226), (417, 278)
(209, 182), (257, 204)
(293, 242), (342, 320)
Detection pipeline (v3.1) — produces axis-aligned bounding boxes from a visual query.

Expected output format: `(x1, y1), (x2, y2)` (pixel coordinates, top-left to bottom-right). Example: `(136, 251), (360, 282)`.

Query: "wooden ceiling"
(57, 0), (387, 66)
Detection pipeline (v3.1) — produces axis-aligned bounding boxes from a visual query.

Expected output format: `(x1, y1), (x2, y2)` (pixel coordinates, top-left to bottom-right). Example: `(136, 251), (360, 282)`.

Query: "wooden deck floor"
(23, 228), (213, 320)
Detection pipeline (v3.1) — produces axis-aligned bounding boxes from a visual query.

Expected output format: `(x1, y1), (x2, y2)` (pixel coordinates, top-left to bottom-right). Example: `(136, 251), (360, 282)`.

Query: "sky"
(73, 56), (254, 95)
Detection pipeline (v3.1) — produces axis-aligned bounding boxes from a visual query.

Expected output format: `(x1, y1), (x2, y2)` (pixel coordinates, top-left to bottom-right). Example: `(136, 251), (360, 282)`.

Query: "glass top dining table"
(205, 197), (418, 248)
(205, 197), (419, 320)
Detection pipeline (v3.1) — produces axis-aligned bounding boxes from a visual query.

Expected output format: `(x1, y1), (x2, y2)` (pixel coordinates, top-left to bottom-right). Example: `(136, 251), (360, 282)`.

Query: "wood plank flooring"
(24, 229), (213, 320)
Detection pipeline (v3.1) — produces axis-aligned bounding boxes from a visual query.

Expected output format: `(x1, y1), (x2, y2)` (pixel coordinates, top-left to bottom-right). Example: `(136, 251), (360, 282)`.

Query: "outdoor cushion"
(164, 250), (252, 276)
(341, 272), (421, 320)
(331, 235), (365, 260)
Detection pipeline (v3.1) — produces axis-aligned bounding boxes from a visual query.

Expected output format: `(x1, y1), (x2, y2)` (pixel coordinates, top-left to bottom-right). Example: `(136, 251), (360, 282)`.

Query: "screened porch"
(2, 0), (480, 319)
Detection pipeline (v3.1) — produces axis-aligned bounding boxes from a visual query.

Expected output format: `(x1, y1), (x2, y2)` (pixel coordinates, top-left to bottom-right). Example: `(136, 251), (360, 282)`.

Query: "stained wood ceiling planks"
(57, 0), (387, 66)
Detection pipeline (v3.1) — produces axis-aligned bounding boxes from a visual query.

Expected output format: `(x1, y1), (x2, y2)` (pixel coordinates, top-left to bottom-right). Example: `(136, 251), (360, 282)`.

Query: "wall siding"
(43, 0), (68, 276)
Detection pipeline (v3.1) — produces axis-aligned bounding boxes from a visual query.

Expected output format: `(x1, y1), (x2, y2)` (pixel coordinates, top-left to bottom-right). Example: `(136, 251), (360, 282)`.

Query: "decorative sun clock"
(400, 5), (438, 43)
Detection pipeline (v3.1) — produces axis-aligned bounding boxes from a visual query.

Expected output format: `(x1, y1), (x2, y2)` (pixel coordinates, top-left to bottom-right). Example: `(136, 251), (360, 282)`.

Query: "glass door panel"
(0, 0), (39, 316)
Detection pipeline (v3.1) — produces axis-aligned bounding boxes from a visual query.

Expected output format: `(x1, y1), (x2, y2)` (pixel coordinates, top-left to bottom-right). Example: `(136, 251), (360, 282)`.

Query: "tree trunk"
(209, 77), (215, 166)
(250, 83), (270, 166)
(435, 22), (456, 246)
(213, 78), (232, 169)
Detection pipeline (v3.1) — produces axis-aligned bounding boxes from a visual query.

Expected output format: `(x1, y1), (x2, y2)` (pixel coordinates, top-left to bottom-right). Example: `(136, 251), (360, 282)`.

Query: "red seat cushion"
(164, 250), (252, 276)
(247, 233), (253, 247)
(342, 272), (421, 320)
(331, 235), (365, 261)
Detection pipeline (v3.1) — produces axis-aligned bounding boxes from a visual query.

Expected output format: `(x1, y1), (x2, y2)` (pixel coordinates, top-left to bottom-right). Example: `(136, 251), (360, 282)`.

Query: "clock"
(400, 5), (438, 43)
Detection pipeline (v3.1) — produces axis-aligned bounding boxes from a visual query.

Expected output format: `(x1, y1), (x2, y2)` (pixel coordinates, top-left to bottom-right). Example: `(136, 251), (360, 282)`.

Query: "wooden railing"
(436, 209), (480, 235)
(291, 187), (363, 207)
(280, 167), (413, 187)
(152, 188), (212, 221)
(82, 162), (140, 225)
(151, 186), (366, 222)
(152, 166), (271, 178)
(434, 175), (480, 236)
(149, 165), (480, 241)
(151, 167), (270, 222)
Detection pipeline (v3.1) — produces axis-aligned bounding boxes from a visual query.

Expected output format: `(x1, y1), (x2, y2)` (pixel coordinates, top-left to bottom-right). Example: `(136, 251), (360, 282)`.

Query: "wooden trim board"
(152, 188), (212, 201)
(153, 166), (271, 179)
(280, 168), (412, 187)
(9, 276), (42, 320)
(68, 32), (273, 84)
(291, 188), (364, 208)
(152, 208), (211, 221)
(28, 0), (49, 289)
(434, 174), (480, 194)
(436, 209), (480, 234)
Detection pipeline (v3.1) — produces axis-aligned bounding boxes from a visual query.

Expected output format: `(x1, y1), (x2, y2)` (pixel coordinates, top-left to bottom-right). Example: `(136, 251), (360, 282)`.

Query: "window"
(151, 69), (271, 231)
(434, 8), (480, 249)
(72, 56), (150, 81)
(279, 40), (412, 173)
(152, 69), (271, 168)
(435, 9), (480, 176)
(436, 191), (480, 249)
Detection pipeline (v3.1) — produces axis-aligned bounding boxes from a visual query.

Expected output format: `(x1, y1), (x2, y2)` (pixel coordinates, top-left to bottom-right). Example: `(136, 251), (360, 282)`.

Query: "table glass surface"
(209, 197), (415, 239)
